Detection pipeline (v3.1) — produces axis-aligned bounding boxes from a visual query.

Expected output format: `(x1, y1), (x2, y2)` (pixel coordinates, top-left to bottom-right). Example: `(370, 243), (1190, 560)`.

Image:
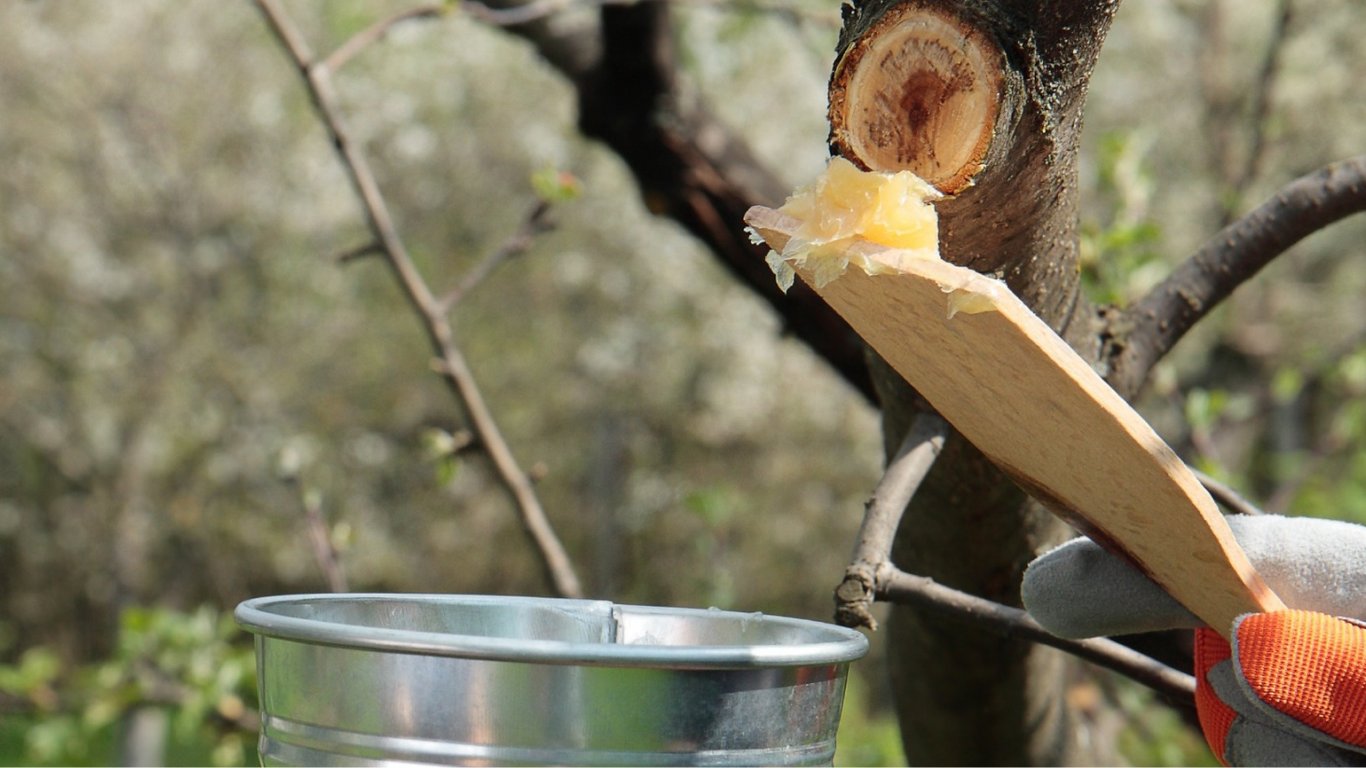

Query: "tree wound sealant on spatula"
(745, 158), (1286, 637)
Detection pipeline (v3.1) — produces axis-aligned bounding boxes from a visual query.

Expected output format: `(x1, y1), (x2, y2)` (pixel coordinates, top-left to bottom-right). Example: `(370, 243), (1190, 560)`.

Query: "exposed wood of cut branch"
(253, 0), (584, 599)
(747, 206), (1286, 636)
(826, 0), (1110, 328)
(829, 4), (1002, 194)
(1111, 155), (1366, 396)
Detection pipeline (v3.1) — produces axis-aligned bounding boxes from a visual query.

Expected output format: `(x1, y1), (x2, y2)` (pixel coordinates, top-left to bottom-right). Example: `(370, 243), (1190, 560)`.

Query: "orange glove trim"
(1236, 610), (1366, 749)
(1194, 627), (1236, 764)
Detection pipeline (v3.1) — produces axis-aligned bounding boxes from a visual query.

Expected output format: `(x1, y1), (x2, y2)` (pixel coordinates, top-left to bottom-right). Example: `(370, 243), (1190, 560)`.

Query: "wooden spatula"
(745, 206), (1287, 637)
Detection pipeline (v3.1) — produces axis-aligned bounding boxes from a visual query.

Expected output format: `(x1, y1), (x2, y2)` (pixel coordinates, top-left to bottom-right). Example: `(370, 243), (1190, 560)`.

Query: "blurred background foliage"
(0, 0), (1362, 764)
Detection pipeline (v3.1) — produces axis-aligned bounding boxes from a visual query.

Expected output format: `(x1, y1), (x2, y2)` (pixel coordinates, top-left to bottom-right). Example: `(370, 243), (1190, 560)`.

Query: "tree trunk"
(829, 1), (1120, 763)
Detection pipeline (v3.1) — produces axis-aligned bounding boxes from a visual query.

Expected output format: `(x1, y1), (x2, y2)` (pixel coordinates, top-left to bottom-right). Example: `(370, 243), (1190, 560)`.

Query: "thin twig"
(1111, 155), (1366, 396)
(318, 0), (838, 64)
(334, 241), (384, 265)
(1191, 467), (1263, 517)
(464, 0), (840, 28)
(253, 0), (584, 598)
(323, 3), (448, 74)
(835, 412), (948, 629)
(1224, 0), (1294, 220)
(299, 487), (349, 592)
(437, 201), (553, 314)
(878, 568), (1196, 703)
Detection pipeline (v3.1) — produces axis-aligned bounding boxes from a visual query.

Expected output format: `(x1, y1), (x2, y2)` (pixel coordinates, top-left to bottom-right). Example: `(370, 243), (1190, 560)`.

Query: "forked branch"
(835, 412), (948, 630)
(1111, 155), (1366, 395)
(438, 201), (552, 313)
(835, 413), (1232, 699)
(836, 455), (1199, 700)
(323, 3), (449, 73)
(253, 0), (583, 599)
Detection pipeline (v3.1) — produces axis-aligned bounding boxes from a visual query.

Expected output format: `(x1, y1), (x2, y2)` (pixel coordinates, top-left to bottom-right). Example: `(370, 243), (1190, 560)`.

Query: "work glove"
(1022, 514), (1366, 766)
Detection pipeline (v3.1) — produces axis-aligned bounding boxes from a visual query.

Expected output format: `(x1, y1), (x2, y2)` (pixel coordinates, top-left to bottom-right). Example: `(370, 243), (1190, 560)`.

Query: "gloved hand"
(1022, 514), (1366, 766)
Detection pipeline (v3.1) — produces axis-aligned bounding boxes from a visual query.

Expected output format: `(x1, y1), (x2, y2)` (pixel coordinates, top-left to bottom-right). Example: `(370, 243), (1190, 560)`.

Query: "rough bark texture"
(831, 1), (1119, 763)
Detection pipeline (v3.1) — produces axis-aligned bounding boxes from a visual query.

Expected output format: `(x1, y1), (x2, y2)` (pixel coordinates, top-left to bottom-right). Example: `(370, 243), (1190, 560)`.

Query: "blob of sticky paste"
(756, 156), (942, 291)
(943, 283), (997, 319)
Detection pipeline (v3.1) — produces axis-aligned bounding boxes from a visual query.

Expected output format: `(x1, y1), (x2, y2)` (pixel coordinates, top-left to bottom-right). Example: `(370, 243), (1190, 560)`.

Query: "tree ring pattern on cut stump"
(831, 10), (1001, 195)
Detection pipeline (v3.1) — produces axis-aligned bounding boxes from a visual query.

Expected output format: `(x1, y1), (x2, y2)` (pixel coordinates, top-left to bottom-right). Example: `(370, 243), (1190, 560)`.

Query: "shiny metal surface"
(236, 594), (868, 767)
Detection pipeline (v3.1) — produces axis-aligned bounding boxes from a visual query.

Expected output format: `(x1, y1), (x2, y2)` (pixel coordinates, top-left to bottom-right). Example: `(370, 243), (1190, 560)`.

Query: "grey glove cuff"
(1021, 536), (1198, 637)
(1022, 514), (1366, 638)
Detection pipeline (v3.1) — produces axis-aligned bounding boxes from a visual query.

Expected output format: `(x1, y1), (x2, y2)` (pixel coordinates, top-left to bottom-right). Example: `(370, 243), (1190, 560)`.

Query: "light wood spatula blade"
(746, 206), (1286, 636)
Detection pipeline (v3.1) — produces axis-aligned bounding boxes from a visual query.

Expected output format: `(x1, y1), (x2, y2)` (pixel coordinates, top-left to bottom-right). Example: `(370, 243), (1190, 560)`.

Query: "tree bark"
(829, 1), (1119, 763)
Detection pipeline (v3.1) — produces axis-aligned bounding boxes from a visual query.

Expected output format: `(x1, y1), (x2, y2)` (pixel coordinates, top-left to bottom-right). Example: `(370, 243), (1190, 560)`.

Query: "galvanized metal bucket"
(235, 594), (868, 766)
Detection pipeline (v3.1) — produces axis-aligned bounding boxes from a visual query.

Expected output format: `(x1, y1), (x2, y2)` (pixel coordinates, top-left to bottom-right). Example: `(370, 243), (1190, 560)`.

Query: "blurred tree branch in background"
(480, 0), (878, 399)
(1197, 0), (1295, 226)
(254, 0), (584, 598)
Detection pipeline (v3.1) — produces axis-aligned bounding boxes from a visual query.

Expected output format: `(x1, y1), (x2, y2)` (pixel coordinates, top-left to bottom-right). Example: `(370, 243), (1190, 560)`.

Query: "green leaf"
(684, 485), (737, 527)
(1184, 388), (1224, 431)
(1271, 367), (1303, 404)
(435, 455), (462, 486)
(421, 427), (458, 459)
(0, 648), (62, 694)
(531, 168), (582, 204)
(1338, 348), (1366, 393)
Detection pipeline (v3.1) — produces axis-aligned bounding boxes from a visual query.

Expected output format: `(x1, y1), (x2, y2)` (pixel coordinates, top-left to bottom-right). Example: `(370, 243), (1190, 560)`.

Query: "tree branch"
(1198, 0), (1295, 227)
(878, 568), (1196, 704)
(834, 410), (1197, 698)
(1111, 155), (1366, 396)
(835, 412), (948, 630)
(323, 3), (449, 74)
(437, 201), (552, 314)
(1192, 467), (1264, 518)
(253, 0), (584, 599)
(334, 240), (383, 264)
(296, 484), (349, 593)
(1229, 0), (1294, 211)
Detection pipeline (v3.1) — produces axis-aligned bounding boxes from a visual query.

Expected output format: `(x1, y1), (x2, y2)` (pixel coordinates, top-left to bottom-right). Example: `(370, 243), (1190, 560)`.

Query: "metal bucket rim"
(235, 593), (868, 668)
